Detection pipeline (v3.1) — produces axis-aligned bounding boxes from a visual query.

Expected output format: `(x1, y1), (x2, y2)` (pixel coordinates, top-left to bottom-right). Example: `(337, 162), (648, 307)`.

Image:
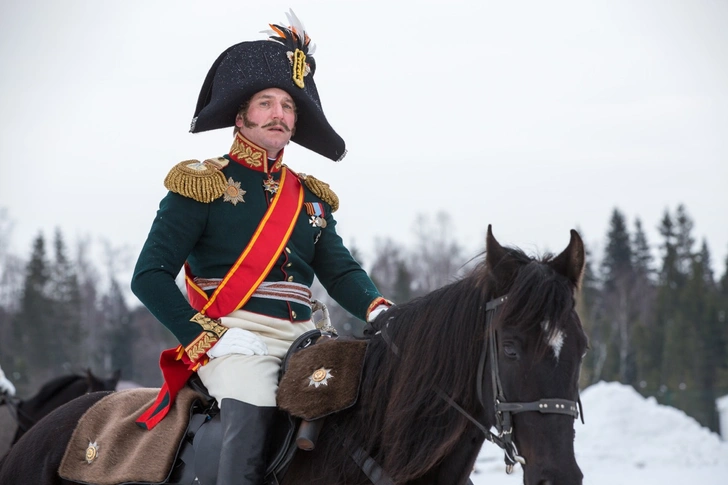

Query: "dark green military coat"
(132, 135), (384, 349)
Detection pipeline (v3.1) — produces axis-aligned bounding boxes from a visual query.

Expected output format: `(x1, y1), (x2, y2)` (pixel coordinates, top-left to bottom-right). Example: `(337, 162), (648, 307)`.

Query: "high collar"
(228, 132), (284, 174)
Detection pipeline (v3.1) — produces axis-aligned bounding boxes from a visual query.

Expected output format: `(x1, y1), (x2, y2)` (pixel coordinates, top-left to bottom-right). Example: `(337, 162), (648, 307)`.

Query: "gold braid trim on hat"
(301, 174), (339, 212)
(164, 158), (229, 203)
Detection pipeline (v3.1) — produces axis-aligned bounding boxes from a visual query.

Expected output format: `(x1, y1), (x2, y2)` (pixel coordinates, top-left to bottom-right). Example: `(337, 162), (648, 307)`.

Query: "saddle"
(59, 331), (368, 485)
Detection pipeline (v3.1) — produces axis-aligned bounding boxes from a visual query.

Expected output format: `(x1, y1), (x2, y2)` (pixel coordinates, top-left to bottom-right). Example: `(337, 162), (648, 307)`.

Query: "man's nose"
(271, 102), (285, 119)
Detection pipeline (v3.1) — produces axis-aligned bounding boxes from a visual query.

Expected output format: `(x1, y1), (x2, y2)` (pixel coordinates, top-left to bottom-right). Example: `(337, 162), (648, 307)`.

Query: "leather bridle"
(474, 295), (584, 472)
(373, 293), (584, 480)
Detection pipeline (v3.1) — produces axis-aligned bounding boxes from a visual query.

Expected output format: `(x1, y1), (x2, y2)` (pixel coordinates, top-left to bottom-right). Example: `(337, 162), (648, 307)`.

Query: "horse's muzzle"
(524, 465), (583, 485)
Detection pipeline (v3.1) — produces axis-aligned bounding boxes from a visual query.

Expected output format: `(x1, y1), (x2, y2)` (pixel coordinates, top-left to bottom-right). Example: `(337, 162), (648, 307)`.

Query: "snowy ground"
(470, 381), (728, 484)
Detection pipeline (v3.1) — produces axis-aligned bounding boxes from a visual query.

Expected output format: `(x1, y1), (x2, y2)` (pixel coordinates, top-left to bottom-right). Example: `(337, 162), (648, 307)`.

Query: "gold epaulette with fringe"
(300, 174), (339, 212)
(163, 157), (229, 203)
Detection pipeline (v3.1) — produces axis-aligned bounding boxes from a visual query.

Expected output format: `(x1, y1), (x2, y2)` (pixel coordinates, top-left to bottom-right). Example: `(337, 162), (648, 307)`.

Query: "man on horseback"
(131, 10), (390, 484)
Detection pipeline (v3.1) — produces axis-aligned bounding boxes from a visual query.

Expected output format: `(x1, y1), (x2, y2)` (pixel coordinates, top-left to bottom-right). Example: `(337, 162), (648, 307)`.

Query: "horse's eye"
(503, 342), (519, 359)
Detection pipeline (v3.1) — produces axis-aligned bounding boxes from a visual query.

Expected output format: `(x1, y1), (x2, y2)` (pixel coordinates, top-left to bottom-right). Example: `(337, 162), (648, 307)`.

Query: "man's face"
(236, 88), (296, 157)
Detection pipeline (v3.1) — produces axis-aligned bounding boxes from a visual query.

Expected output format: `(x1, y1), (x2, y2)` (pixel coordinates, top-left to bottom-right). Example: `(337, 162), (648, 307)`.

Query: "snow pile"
(575, 381), (728, 467)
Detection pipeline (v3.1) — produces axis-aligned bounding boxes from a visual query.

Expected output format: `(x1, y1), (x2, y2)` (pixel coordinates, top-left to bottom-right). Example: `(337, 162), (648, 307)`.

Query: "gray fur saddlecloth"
(59, 386), (204, 485)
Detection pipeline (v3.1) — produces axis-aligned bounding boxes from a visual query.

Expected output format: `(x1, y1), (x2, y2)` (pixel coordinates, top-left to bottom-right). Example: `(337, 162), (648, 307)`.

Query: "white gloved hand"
(0, 369), (16, 396)
(207, 328), (268, 359)
(367, 304), (389, 323)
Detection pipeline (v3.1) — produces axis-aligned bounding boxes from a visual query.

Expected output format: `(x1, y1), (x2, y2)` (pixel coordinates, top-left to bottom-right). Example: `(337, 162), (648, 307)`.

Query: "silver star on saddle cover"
(308, 368), (333, 388)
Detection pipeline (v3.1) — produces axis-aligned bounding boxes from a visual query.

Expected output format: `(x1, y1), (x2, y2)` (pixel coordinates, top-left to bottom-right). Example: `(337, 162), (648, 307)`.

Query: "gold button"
(285, 247), (291, 254)
(286, 263), (292, 267)
(291, 311), (297, 319)
(287, 276), (294, 282)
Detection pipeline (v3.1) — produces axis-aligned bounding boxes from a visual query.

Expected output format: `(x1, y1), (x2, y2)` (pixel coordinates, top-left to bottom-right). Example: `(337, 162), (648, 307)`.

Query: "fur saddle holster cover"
(277, 337), (368, 421)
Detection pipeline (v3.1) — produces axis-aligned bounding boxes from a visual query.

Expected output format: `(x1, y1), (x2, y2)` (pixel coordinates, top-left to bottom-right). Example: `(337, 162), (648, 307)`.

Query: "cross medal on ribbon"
(304, 202), (327, 228)
(263, 177), (279, 195)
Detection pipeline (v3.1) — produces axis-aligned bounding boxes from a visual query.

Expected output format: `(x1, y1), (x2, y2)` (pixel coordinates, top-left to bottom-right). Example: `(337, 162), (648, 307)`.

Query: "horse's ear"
(485, 225), (510, 275)
(485, 224), (515, 284)
(549, 229), (585, 288)
(85, 368), (94, 386)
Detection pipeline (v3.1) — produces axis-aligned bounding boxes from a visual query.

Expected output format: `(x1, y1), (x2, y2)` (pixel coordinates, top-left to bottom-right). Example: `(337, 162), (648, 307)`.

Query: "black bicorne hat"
(190, 10), (346, 162)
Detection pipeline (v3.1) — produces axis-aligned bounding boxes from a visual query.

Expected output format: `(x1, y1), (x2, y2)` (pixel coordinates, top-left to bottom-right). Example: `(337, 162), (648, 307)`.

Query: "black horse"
(0, 369), (120, 451)
(0, 227), (588, 485)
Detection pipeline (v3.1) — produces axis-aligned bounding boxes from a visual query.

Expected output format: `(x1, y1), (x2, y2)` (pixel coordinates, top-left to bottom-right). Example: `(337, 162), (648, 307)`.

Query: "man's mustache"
(262, 120), (291, 132)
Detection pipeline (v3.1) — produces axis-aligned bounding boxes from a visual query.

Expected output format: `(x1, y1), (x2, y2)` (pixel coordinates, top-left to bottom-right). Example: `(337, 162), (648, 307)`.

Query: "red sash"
(185, 167), (303, 317)
(137, 168), (303, 429)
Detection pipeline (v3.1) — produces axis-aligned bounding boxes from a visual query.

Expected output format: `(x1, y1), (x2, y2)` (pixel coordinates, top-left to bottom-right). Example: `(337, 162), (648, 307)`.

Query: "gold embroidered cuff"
(190, 312), (228, 338)
(185, 313), (229, 362)
(184, 332), (219, 363)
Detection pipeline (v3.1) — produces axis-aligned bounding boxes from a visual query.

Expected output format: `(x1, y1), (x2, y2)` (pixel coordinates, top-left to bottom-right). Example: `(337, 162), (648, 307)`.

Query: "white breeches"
(196, 310), (315, 406)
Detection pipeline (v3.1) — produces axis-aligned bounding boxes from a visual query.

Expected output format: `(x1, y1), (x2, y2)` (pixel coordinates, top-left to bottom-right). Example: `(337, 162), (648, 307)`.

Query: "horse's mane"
(30, 374), (86, 403)
(335, 246), (578, 482)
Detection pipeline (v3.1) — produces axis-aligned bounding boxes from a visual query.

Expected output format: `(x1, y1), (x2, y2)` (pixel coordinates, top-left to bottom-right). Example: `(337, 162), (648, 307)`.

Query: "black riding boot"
(217, 398), (277, 485)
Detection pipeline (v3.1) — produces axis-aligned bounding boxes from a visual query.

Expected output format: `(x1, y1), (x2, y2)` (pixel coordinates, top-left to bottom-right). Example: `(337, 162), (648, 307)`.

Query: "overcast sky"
(1, 0), (727, 285)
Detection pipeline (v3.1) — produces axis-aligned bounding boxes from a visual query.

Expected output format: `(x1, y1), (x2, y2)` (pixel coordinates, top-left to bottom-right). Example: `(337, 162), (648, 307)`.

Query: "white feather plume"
(285, 9), (306, 35)
(260, 9), (316, 55)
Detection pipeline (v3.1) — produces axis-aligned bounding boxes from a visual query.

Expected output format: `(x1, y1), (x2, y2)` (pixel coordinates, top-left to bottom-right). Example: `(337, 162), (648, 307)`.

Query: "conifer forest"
(0, 204), (726, 434)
